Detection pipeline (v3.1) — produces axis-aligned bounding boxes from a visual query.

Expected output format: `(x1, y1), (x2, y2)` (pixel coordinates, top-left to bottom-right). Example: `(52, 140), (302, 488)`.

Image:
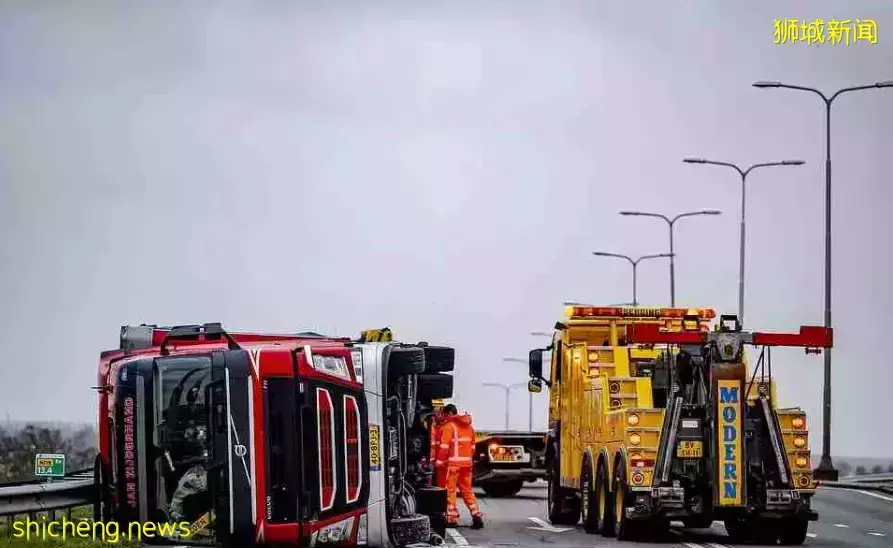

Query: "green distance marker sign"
(34, 453), (66, 477)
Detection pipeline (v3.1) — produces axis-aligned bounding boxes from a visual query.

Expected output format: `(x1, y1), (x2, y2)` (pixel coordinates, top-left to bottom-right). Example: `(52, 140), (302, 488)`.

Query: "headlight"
(629, 433), (641, 445)
(588, 351), (598, 362)
(312, 354), (352, 380)
(627, 414), (640, 426)
(791, 416), (805, 429)
(795, 456), (809, 468)
(793, 436), (806, 448)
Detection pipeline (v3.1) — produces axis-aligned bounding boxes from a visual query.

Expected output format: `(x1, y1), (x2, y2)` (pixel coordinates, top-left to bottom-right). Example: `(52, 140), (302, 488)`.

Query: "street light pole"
(591, 252), (674, 306)
(619, 210), (722, 306)
(682, 157), (804, 325)
(483, 381), (527, 430)
(752, 79), (893, 481)
(501, 359), (536, 430)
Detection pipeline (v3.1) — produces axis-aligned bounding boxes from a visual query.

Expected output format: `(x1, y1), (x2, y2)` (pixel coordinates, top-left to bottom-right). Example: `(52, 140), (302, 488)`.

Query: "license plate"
(489, 445), (529, 463)
(677, 440), (703, 458)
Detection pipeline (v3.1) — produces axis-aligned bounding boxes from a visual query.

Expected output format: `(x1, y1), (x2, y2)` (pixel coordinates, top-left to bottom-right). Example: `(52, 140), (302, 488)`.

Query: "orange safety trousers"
(438, 416), (482, 524)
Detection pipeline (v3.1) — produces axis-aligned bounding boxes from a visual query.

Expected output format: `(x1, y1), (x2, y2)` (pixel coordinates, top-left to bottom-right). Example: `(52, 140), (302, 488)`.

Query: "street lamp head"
(619, 211), (642, 216)
(782, 160), (805, 166)
(753, 80), (782, 88)
(701, 209), (722, 215)
(683, 157), (707, 164)
(876, 81), (893, 88)
(591, 251), (612, 257)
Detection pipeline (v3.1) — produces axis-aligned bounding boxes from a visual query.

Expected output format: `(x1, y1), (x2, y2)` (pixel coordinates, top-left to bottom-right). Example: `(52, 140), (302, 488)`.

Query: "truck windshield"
(154, 356), (217, 541)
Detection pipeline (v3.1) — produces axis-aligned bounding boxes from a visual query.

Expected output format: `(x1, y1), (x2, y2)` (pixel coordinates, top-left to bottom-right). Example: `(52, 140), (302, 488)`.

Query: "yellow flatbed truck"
(526, 306), (832, 544)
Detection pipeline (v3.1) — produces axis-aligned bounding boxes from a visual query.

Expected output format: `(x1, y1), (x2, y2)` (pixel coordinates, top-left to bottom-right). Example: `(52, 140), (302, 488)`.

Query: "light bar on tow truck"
(565, 306), (716, 320)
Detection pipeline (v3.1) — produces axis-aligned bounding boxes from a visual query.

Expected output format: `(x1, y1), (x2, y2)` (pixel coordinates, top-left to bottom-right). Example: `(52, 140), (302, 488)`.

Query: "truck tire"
(423, 346), (455, 373)
(417, 373), (454, 400)
(388, 346), (426, 377)
(778, 519), (809, 545)
(415, 487), (447, 539)
(595, 460), (615, 537)
(613, 460), (667, 541)
(481, 479), (524, 498)
(547, 465), (580, 526)
(390, 514), (431, 547)
(580, 460), (599, 534)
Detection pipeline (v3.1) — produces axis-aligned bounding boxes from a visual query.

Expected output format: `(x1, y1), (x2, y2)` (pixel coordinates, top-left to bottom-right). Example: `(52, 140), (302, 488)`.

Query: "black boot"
(471, 515), (484, 529)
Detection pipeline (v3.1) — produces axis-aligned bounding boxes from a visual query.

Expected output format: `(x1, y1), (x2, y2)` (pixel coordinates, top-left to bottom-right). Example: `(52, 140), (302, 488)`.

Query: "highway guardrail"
(0, 467), (97, 535)
(819, 480), (893, 495)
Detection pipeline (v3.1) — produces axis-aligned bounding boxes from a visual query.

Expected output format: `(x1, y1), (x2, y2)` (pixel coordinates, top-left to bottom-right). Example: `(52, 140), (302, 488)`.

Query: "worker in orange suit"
(430, 407), (448, 488)
(438, 404), (484, 529)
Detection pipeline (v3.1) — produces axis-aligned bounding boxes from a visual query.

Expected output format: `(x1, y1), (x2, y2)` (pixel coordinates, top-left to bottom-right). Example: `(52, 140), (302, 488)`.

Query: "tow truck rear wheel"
(594, 460), (615, 537)
(547, 465), (580, 526)
(613, 461), (663, 541)
(580, 460), (599, 534)
(778, 518), (809, 545)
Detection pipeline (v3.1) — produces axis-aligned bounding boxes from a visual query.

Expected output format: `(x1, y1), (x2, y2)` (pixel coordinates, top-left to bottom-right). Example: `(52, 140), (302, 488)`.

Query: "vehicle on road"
(93, 323), (455, 546)
(472, 430), (547, 497)
(527, 306), (832, 544)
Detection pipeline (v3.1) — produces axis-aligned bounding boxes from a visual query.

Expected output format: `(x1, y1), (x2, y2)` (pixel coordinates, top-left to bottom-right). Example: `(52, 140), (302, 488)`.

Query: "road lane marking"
(823, 486), (893, 503)
(445, 528), (469, 545)
(833, 523), (849, 528)
(807, 533), (817, 538)
(867, 532), (886, 537)
(526, 516), (571, 533)
(705, 543), (732, 548)
(682, 543), (703, 548)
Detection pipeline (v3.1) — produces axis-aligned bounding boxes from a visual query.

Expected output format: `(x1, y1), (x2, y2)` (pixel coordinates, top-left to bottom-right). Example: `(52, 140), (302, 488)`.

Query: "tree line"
(0, 423), (97, 483)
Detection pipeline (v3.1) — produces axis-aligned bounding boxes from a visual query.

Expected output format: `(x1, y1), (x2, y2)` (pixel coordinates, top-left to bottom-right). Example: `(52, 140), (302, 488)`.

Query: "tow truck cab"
(95, 324), (453, 547)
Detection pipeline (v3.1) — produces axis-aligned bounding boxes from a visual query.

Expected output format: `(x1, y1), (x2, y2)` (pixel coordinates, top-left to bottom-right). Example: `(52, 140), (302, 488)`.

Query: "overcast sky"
(1, 1), (891, 458)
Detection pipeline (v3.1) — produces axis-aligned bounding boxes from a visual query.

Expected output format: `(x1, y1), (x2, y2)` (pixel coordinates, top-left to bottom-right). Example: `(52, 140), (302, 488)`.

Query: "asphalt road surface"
(443, 481), (891, 548)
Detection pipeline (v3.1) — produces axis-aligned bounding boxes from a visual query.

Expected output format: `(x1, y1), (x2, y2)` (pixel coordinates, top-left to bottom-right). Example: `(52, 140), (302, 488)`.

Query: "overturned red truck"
(93, 323), (456, 546)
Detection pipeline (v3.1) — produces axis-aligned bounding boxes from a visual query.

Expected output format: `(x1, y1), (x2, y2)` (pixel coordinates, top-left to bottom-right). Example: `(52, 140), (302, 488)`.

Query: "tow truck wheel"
(778, 518), (809, 545)
(594, 460), (615, 537)
(547, 466), (580, 526)
(580, 461), (599, 534)
(612, 461), (650, 541)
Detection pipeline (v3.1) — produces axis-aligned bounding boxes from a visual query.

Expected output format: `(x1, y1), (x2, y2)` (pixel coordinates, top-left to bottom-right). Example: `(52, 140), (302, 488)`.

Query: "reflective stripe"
(439, 443), (449, 448)
(448, 456), (472, 462)
(457, 437), (473, 442)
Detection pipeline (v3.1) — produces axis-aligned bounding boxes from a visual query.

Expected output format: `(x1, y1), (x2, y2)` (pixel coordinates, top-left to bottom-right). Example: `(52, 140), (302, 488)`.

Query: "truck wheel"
(778, 519), (809, 545)
(595, 460), (615, 537)
(422, 346), (455, 373)
(390, 514), (431, 547)
(580, 461), (599, 534)
(415, 487), (447, 538)
(482, 480), (523, 497)
(547, 467), (580, 526)
(612, 462), (648, 541)
(388, 346), (426, 377)
(417, 373), (454, 400)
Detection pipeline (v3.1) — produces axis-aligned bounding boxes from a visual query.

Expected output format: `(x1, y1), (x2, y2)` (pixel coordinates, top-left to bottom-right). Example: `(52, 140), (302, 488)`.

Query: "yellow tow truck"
(526, 305), (832, 544)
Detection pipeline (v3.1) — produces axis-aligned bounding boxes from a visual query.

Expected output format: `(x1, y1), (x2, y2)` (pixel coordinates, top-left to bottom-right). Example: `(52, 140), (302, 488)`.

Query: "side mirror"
(528, 378), (543, 393)
(529, 348), (544, 380)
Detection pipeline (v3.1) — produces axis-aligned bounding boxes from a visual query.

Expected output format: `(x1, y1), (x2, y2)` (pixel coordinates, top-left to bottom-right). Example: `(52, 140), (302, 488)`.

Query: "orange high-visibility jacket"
(437, 414), (475, 468)
(430, 417), (446, 465)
